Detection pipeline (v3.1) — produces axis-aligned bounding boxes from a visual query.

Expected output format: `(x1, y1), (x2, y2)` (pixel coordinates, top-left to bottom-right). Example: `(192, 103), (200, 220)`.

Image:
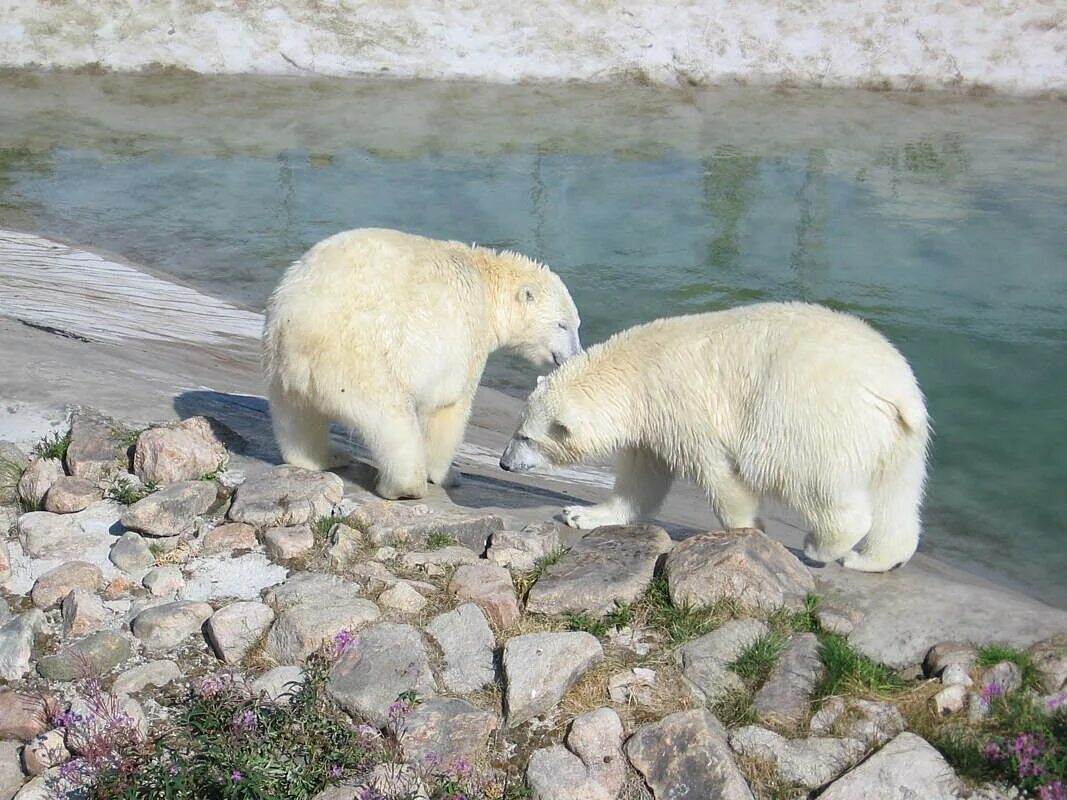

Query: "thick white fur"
(501, 302), (929, 573)
(264, 228), (580, 499)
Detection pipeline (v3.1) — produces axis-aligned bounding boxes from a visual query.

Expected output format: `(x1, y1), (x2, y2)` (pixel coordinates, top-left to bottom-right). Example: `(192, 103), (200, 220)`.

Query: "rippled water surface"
(1, 72), (1065, 604)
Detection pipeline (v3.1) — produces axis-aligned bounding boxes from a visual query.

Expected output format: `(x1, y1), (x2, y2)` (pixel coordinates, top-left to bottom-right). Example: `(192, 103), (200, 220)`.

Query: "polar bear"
(264, 228), (581, 499)
(500, 302), (929, 573)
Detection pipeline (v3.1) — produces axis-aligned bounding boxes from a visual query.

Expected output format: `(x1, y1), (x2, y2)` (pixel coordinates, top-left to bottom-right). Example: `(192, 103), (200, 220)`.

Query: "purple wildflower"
(1039, 782), (1067, 800)
(328, 765), (343, 778)
(333, 628), (358, 656)
(980, 681), (1006, 703)
(231, 770), (243, 782)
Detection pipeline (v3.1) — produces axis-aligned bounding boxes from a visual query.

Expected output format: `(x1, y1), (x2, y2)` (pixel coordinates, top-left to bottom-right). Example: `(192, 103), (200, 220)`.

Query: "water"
(1, 72), (1065, 605)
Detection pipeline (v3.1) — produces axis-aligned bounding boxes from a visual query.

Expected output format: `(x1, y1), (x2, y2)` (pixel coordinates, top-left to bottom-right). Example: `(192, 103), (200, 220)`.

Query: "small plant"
(32, 430), (71, 461)
(106, 476), (158, 505)
(199, 459), (227, 482)
(642, 575), (739, 645)
(731, 633), (786, 687)
(562, 612), (609, 637)
(514, 548), (567, 598)
(814, 632), (908, 699)
(426, 531), (457, 550)
(711, 687), (758, 728)
(312, 515), (346, 547)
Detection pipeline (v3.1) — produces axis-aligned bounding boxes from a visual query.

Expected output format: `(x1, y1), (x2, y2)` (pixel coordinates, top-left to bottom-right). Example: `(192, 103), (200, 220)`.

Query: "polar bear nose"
(499, 458), (513, 471)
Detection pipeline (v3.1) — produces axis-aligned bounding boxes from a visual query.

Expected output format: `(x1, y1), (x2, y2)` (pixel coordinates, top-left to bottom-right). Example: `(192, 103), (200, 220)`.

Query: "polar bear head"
(496, 257), (582, 368)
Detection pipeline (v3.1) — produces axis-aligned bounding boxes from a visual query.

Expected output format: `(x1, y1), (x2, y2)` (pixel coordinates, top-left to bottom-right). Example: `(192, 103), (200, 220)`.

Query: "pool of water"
(1, 71), (1065, 605)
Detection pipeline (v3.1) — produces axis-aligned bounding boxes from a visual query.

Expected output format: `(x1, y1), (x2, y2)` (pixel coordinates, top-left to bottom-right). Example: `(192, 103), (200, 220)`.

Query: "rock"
(0, 539), (10, 585)
(120, 480), (216, 536)
(399, 698), (499, 765)
(251, 665), (306, 704)
(448, 562), (520, 628)
(527, 745), (612, 800)
(0, 739), (24, 800)
(1029, 634), (1067, 693)
(979, 661), (1023, 696)
(0, 611), (45, 680)
(16, 458), (64, 508)
(37, 631), (132, 681)
(325, 522), (363, 570)
(377, 582), (427, 614)
(355, 764), (426, 800)
(42, 477), (100, 514)
(729, 726), (864, 789)
(347, 501), (504, 552)
(142, 566), (185, 597)
(266, 600), (381, 663)
(677, 619), (769, 704)
(328, 623), (436, 726)
(227, 465), (343, 527)
(199, 522), (258, 555)
(424, 603), (496, 694)
(818, 732), (961, 800)
(183, 552), (287, 603)
(665, 528), (814, 611)
(400, 545), (480, 576)
(566, 707), (626, 798)
(626, 709), (753, 800)
(923, 642), (978, 678)
(0, 692), (57, 742)
(262, 572), (363, 612)
(526, 524), (672, 616)
(934, 684), (968, 716)
(131, 600), (213, 651)
(812, 698), (907, 748)
(816, 605), (859, 636)
(102, 576), (140, 600)
(0, 599), (9, 626)
(65, 410), (131, 483)
(133, 417), (228, 484)
(606, 624), (663, 657)
(205, 601), (275, 663)
(17, 502), (121, 559)
(968, 691), (991, 721)
(607, 668), (657, 706)
(486, 522), (580, 572)
(30, 561), (102, 609)
(111, 660), (181, 696)
(941, 663), (973, 687)
(21, 731), (68, 776)
(0, 441), (28, 504)
(61, 588), (108, 637)
(264, 524), (315, 562)
(755, 632), (824, 727)
(109, 531), (156, 571)
(503, 632), (603, 727)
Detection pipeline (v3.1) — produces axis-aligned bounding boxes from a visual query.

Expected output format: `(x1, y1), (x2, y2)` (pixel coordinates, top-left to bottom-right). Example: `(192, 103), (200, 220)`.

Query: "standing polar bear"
(500, 302), (930, 573)
(264, 228), (581, 499)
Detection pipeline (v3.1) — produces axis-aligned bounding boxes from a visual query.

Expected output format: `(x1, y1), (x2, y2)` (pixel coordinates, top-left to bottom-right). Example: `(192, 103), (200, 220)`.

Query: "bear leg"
(424, 399), (472, 488)
(563, 448), (674, 529)
(268, 383), (336, 471)
(696, 457), (762, 530)
(350, 402), (428, 500)
(802, 490), (874, 564)
(841, 462), (923, 572)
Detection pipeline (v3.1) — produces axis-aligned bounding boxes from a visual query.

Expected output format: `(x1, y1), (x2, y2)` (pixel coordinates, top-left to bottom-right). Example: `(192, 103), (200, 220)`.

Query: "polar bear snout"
(500, 436), (545, 473)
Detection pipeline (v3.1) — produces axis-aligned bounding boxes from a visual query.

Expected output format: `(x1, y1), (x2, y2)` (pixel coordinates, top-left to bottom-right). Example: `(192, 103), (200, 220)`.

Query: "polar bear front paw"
(802, 535), (848, 565)
(562, 503), (632, 529)
(841, 550), (901, 573)
(429, 468), (462, 488)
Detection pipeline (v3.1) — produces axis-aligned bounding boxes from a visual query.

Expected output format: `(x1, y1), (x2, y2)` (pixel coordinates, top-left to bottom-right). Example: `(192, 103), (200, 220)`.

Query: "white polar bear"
(500, 302), (930, 573)
(263, 228), (581, 500)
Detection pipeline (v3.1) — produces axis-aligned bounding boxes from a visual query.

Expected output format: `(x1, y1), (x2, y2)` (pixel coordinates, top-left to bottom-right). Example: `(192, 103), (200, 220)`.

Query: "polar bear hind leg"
(268, 383), (340, 471)
(802, 488), (874, 564)
(563, 447), (674, 529)
(841, 450), (924, 572)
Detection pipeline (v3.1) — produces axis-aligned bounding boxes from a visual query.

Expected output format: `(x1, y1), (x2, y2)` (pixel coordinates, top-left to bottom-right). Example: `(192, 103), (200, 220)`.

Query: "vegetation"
(106, 476), (158, 505)
(311, 515), (347, 548)
(426, 531), (458, 550)
(32, 430), (71, 461)
(813, 633), (908, 700)
(641, 575), (740, 646)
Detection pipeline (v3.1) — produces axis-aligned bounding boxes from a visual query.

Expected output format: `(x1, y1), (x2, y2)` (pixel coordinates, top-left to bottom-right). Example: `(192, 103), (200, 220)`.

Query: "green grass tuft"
(515, 548), (567, 598)
(642, 575), (740, 646)
(815, 632), (908, 700)
(32, 431), (71, 462)
(711, 687), (758, 728)
(106, 476), (158, 505)
(426, 531), (458, 550)
(731, 633), (787, 688)
(975, 644), (1044, 692)
(311, 515), (346, 547)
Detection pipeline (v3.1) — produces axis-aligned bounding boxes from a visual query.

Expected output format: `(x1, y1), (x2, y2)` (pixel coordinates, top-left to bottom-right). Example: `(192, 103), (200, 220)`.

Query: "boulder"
(754, 632), (824, 727)
(0, 692), (57, 742)
(266, 600), (381, 663)
(61, 588), (109, 637)
(818, 732), (961, 800)
(676, 619), (768, 704)
(227, 465), (343, 527)
(566, 707), (627, 798)
(263, 524), (315, 562)
(424, 603), (496, 694)
(399, 698), (499, 765)
(199, 522), (258, 555)
(131, 600), (213, 651)
(0, 611), (45, 680)
(37, 631), (132, 681)
(16, 458), (63, 509)
(42, 477), (100, 514)
(65, 410), (132, 483)
(205, 601), (276, 663)
(111, 660), (182, 696)
(262, 572), (364, 612)
(729, 726), (864, 789)
(30, 561), (102, 610)
(526, 745), (611, 800)
(1029, 634), (1067, 693)
(142, 566), (185, 597)
(108, 531), (156, 571)
(347, 501), (504, 552)
(133, 417), (228, 484)
(120, 480), (216, 536)
(503, 632), (603, 727)
(448, 562), (520, 628)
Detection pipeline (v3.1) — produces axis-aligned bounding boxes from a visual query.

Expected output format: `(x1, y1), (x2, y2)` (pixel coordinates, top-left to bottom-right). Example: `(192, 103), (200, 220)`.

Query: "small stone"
(425, 603), (496, 694)
(111, 660), (182, 696)
(17, 458), (64, 508)
(131, 600), (213, 651)
(228, 465), (343, 527)
(251, 665), (306, 704)
(326, 522), (363, 569)
(200, 522), (258, 555)
(1029, 634), (1067, 694)
(262, 572), (364, 612)
(526, 525), (673, 616)
(0, 739), (24, 800)
(399, 698), (499, 765)
(486, 522), (579, 572)
(400, 545), (479, 576)
(21, 731), (68, 776)
(0, 692), (58, 742)
(665, 528), (815, 611)
(327, 623), (436, 726)
(626, 709), (753, 800)
(264, 524), (315, 561)
(941, 663), (973, 687)
(729, 726), (865, 789)
(377, 582), (427, 614)
(61, 588), (108, 637)
(607, 668), (657, 706)
(503, 632), (603, 727)
(818, 732), (961, 800)
(266, 600), (381, 663)
(834, 699), (907, 748)
(526, 745), (611, 800)
(205, 601), (276, 663)
(0, 611), (44, 680)
(133, 417), (228, 484)
(810, 697), (847, 735)
(142, 566), (185, 597)
(923, 642), (978, 678)
(65, 409), (132, 483)
(606, 624), (663, 657)
(37, 631), (132, 681)
(31, 561), (102, 610)
(347, 501), (504, 552)
(448, 562), (520, 628)
(109, 531), (156, 571)
(42, 477), (100, 514)
(979, 661), (1023, 696)
(566, 707), (626, 799)
(372, 546), (398, 561)
(102, 575), (140, 600)
(755, 632), (825, 727)
(934, 684), (968, 716)
(815, 606), (858, 636)
(677, 619), (769, 704)
(120, 480), (216, 536)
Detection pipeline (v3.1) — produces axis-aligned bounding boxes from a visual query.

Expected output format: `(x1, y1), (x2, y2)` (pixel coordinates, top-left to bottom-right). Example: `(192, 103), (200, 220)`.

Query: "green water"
(1, 72), (1065, 605)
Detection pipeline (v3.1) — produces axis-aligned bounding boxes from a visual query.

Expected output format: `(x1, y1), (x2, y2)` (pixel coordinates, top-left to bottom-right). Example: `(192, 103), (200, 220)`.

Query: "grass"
(711, 688), (759, 729)
(813, 632), (908, 701)
(426, 531), (458, 550)
(32, 430), (71, 462)
(311, 515), (347, 548)
(561, 602), (635, 638)
(641, 575), (741, 646)
(513, 548), (566, 599)
(731, 633), (787, 687)
(975, 644), (1044, 691)
(106, 476), (158, 505)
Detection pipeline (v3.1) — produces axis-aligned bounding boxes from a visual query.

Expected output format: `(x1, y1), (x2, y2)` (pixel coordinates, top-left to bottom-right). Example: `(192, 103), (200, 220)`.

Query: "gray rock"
(65, 409), (131, 483)
(934, 684), (968, 716)
(228, 465), (343, 527)
(266, 600), (381, 663)
(347, 500), (504, 552)
(328, 623), (436, 727)
(400, 545), (480, 576)
(16, 458), (64, 509)
(607, 668), (658, 707)
(979, 661), (1022, 696)
(818, 732), (961, 800)
(923, 642), (978, 678)
(120, 480), (216, 536)
(0, 599), (10, 626)
(61, 588), (109, 637)
(377, 582), (427, 614)
(729, 726), (864, 789)
(109, 531), (156, 571)
(812, 698), (907, 748)
(111, 660), (182, 696)
(527, 745), (612, 800)
(325, 522), (363, 570)
(448, 562), (520, 628)
(425, 603), (496, 693)
(21, 730), (69, 776)
(263, 524), (315, 561)
(566, 707), (626, 799)
(1029, 634), (1067, 693)
(8, 767), (60, 800)
(133, 417), (228, 485)
(262, 572), (363, 612)
(0, 691), (57, 742)
(677, 619), (769, 704)
(665, 528), (814, 611)
(30, 560), (102, 609)
(0, 539), (10, 586)
(487, 522), (581, 572)
(755, 632), (824, 727)
(199, 522), (258, 555)
(37, 631), (132, 681)
(17, 502), (122, 559)
(0, 739), (25, 800)
(526, 524), (673, 616)
(625, 709), (754, 800)
(42, 477), (100, 514)
(815, 605), (859, 636)
(142, 565), (184, 597)
(0, 611), (44, 680)
(251, 665), (306, 704)
(503, 632), (603, 727)
(205, 601), (275, 663)
(131, 600), (213, 651)
(940, 663), (973, 687)
(399, 698), (499, 765)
